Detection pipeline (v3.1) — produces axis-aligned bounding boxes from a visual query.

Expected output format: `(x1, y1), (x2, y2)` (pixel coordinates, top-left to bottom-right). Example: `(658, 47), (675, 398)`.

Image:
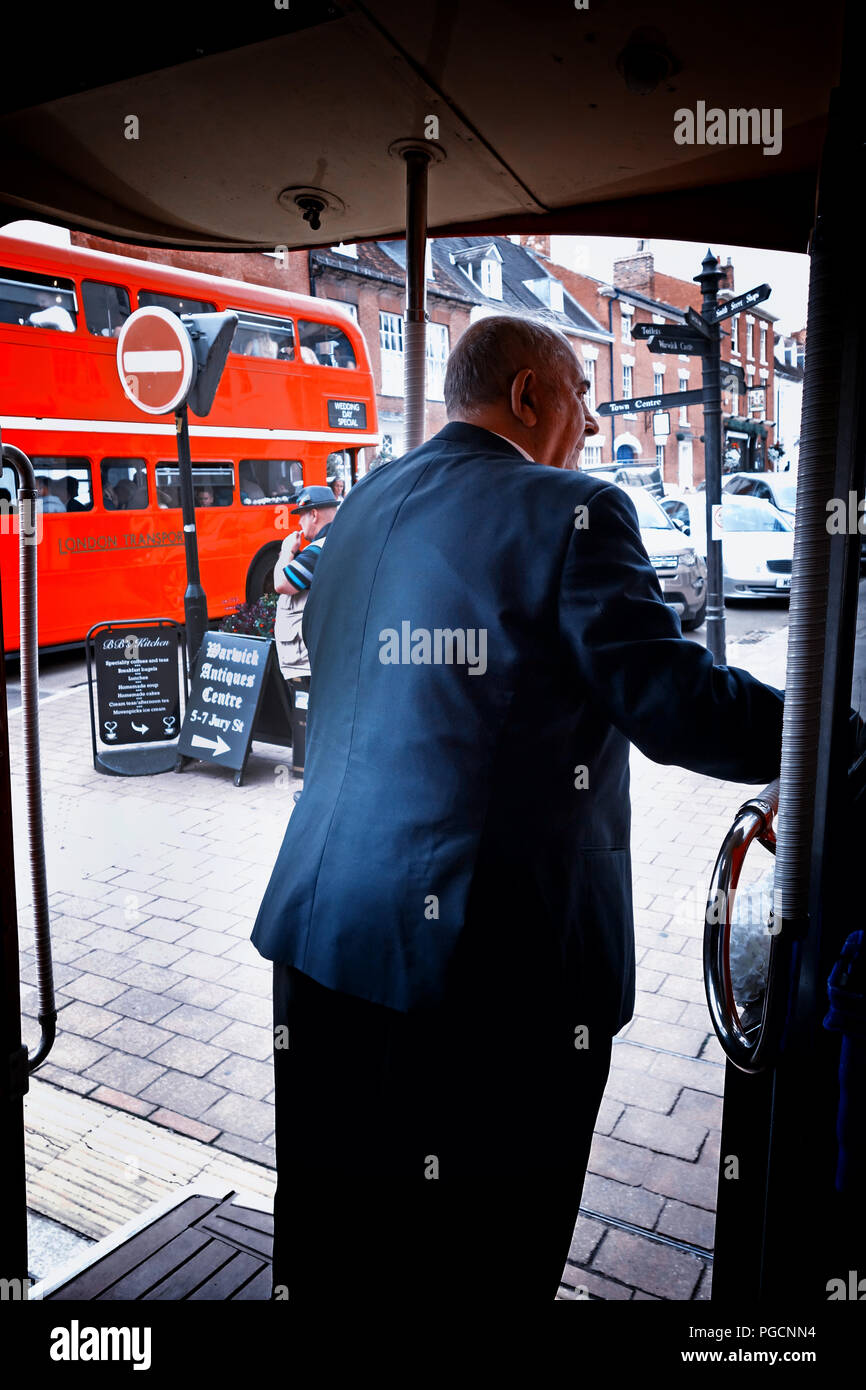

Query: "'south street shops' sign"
(176, 631), (292, 786)
(596, 388), (705, 417)
(709, 283), (772, 323)
(86, 619), (186, 776)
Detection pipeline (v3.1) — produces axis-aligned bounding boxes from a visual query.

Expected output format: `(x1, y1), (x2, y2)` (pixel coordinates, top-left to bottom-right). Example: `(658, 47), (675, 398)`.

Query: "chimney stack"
(613, 245), (654, 296)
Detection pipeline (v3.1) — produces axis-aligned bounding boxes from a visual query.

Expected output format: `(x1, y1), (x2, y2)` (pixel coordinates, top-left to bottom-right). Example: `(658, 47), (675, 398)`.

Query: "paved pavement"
(8, 619), (790, 1299)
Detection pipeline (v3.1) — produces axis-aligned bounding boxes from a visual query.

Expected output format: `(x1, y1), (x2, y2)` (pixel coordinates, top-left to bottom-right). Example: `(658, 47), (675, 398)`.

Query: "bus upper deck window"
(297, 320), (357, 368)
(138, 290), (216, 315)
(229, 310), (295, 361)
(83, 281), (132, 338)
(101, 459), (148, 510)
(0, 267), (77, 331)
(31, 457), (93, 511)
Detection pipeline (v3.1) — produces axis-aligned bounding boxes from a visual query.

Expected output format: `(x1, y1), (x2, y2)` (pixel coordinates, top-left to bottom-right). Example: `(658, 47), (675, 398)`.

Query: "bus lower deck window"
(31, 457), (93, 511)
(101, 459), (148, 510)
(239, 459), (303, 504)
(157, 463), (234, 507)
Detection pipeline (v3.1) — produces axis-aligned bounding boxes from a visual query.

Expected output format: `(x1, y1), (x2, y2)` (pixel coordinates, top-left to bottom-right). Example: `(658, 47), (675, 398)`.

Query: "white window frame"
(653, 369), (664, 396)
(379, 311), (404, 396)
(584, 356), (596, 412)
(425, 321), (449, 401)
(621, 304), (634, 343)
(678, 371), (690, 425)
(759, 322), (768, 364)
(730, 314), (741, 357)
(746, 315), (755, 361)
(656, 443), (665, 470)
(481, 256), (503, 300)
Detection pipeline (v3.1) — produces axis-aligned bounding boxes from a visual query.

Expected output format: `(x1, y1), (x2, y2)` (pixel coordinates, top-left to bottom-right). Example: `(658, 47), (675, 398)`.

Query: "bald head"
(443, 315), (599, 470)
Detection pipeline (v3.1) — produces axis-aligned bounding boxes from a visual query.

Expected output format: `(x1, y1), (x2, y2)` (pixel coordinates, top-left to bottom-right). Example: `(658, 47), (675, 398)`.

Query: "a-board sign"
(176, 631), (293, 785)
(596, 387), (704, 417)
(327, 399), (367, 429)
(94, 625), (181, 743)
(86, 619), (187, 777)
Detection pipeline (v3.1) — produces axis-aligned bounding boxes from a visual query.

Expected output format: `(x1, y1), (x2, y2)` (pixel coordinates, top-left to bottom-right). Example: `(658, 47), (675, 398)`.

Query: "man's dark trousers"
(271, 908), (613, 1302)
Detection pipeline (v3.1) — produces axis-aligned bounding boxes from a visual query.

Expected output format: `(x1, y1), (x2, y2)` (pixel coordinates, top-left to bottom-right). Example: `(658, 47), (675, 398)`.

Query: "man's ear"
(510, 368), (538, 427)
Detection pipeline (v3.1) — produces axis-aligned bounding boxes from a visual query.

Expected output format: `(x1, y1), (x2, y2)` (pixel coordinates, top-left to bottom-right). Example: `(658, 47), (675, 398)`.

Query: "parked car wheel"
(681, 596), (707, 631)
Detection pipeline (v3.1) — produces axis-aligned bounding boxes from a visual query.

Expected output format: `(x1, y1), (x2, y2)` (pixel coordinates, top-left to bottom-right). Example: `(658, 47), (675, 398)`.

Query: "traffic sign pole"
(175, 405), (208, 667)
(695, 250), (727, 664)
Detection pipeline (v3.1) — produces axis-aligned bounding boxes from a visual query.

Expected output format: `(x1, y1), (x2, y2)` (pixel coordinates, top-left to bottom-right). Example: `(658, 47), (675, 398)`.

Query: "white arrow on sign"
(131, 721), (149, 734)
(191, 732), (230, 757)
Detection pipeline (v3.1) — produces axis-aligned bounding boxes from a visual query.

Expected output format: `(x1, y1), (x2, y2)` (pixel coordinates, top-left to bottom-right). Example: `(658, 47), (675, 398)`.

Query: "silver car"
(618, 485), (707, 629)
(721, 470), (797, 516)
(660, 492), (794, 599)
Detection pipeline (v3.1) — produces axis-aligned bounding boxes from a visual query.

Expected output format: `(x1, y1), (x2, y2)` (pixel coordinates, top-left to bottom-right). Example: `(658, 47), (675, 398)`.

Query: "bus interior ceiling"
(1, 0), (865, 1308)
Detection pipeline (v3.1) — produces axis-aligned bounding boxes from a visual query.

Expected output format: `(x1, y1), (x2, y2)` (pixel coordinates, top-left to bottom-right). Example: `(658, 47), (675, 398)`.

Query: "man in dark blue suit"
(252, 315), (784, 1302)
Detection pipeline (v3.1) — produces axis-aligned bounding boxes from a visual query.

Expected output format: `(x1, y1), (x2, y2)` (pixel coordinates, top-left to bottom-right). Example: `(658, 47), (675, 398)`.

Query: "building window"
(585, 357), (596, 412)
(583, 444), (603, 469)
(340, 303), (359, 324)
(759, 323), (768, 364)
(730, 314), (740, 357)
(622, 363), (633, 398)
(426, 322), (450, 401)
(746, 319), (754, 360)
(656, 443), (665, 470)
(81, 281), (131, 338)
(379, 311), (404, 396)
(621, 308), (633, 343)
(480, 255), (503, 300)
(679, 372), (689, 425)
(653, 369), (664, 396)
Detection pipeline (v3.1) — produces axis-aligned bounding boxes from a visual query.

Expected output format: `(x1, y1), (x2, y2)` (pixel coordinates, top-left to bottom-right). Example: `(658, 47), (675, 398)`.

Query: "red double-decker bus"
(0, 232), (379, 651)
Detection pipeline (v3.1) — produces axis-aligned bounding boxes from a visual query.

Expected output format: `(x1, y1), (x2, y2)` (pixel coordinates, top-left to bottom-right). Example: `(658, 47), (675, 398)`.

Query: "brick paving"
(8, 624), (789, 1298)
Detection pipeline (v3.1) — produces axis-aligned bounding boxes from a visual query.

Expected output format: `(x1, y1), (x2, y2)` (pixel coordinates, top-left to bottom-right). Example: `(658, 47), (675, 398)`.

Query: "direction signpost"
(648, 330), (710, 355)
(593, 254), (773, 663)
(596, 388), (704, 416)
(709, 282), (772, 323)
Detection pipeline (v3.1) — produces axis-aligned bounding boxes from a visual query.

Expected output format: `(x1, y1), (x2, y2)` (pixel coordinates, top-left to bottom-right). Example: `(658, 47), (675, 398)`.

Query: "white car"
(721, 470), (797, 516)
(660, 492), (794, 599)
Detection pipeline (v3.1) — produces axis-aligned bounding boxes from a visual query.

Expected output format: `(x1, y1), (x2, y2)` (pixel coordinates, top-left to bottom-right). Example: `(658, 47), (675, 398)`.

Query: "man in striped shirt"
(273, 485), (338, 770)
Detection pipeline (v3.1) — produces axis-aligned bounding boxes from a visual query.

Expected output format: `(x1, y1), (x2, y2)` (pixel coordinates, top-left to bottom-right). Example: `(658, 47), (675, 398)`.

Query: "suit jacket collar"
(433, 421), (535, 462)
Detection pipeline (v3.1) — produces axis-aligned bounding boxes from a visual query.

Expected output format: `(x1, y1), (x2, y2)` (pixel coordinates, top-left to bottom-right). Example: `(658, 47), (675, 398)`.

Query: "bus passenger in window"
(113, 479), (136, 509)
(35, 477), (64, 512)
(195, 486), (214, 507)
(61, 476), (87, 512)
(28, 291), (75, 332)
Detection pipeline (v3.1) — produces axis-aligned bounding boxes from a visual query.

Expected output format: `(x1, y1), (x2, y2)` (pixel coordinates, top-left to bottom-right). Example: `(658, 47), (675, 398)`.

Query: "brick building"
(67, 225), (775, 485)
(526, 238), (777, 487)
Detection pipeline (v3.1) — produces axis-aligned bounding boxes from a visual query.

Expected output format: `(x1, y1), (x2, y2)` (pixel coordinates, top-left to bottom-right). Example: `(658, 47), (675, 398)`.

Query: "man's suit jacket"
(251, 422), (784, 1034)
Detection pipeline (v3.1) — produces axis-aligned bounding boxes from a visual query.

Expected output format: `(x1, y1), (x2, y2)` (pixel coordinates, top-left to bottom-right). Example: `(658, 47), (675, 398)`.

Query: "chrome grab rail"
(703, 779), (785, 1073)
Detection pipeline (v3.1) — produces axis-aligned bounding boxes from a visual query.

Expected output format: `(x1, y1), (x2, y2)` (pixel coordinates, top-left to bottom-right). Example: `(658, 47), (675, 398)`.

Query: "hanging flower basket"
(220, 591), (278, 639)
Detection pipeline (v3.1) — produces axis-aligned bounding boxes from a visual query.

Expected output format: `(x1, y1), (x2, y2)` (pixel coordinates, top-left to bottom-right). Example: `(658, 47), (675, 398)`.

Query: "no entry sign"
(117, 307), (194, 414)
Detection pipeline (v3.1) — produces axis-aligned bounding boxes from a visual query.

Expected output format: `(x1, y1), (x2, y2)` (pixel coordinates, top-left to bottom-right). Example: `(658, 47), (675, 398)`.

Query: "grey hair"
(443, 315), (580, 416)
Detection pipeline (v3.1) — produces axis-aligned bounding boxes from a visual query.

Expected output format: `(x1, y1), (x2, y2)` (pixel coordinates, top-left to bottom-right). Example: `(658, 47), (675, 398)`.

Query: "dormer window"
(524, 276), (563, 312)
(450, 244), (503, 300)
(480, 253), (502, 300)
